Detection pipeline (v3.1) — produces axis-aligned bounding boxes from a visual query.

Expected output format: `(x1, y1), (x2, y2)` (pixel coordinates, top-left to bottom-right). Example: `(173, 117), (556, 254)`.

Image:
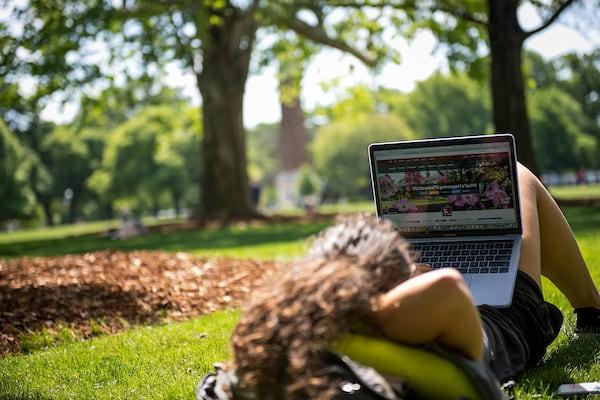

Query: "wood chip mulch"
(0, 251), (281, 355)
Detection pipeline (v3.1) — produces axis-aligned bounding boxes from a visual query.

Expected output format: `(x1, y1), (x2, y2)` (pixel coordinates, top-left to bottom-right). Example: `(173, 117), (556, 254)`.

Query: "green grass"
(0, 221), (331, 260)
(0, 216), (182, 246)
(550, 183), (600, 200)
(2, 205), (600, 399)
(0, 310), (238, 399)
(515, 226), (600, 399)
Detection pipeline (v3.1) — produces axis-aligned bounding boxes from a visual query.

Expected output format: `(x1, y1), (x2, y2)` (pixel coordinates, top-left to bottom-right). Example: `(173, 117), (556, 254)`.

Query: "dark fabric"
(196, 355), (406, 400)
(328, 353), (406, 400)
(422, 344), (508, 400)
(574, 306), (600, 333)
(479, 271), (563, 382)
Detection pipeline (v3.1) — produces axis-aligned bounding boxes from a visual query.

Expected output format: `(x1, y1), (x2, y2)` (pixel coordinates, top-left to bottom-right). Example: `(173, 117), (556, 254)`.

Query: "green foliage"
(524, 51), (560, 90)
(259, 31), (319, 104)
(296, 165), (321, 197)
(401, 1), (488, 79)
(0, 120), (38, 222)
(89, 104), (202, 213)
(247, 123), (278, 184)
(524, 50), (600, 172)
(553, 50), (600, 140)
(75, 82), (184, 132)
(529, 88), (599, 172)
(41, 125), (95, 217)
(401, 72), (492, 137)
(314, 85), (407, 124)
(312, 113), (415, 197)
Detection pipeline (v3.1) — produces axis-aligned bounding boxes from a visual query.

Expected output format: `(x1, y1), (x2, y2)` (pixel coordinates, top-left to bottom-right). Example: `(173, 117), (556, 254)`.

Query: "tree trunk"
(487, 0), (538, 173)
(196, 9), (257, 222)
(67, 193), (78, 224)
(278, 96), (308, 172)
(41, 200), (53, 227)
(172, 190), (180, 216)
(28, 166), (54, 226)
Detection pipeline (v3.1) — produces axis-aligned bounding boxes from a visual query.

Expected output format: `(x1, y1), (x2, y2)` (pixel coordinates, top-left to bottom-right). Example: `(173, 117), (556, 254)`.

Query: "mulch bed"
(0, 251), (281, 355)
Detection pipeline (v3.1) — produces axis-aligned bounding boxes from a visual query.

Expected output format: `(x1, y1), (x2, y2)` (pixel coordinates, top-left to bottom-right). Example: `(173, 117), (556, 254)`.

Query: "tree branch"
(168, 13), (199, 79)
(524, 0), (576, 38)
(433, 1), (488, 27)
(286, 17), (378, 66)
(314, 0), (488, 26)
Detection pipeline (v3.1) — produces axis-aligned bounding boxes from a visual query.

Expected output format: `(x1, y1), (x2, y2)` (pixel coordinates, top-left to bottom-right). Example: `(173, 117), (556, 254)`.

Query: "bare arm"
(371, 268), (484, 361)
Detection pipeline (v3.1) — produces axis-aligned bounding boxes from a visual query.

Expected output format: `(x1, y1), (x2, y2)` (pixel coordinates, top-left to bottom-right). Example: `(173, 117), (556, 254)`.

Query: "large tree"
(2, 1), (394, 222)
(385, 0), (593, 173)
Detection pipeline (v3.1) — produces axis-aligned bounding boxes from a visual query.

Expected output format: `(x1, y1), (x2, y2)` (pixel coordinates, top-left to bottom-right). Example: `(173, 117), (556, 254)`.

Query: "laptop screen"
(371, 137), (520, 236)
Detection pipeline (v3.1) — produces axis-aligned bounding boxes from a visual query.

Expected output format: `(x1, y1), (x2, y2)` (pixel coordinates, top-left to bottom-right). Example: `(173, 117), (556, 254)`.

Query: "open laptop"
(368, 134), (522, 307)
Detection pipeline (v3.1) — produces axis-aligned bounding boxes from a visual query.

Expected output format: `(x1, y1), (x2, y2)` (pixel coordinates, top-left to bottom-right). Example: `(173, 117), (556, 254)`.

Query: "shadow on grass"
(0, 221), (331, 258)
(0, 283), (166, 354)
(520, 334), (600, 392)
(0, 391), (52, 400)
(563, 206), (600, 235)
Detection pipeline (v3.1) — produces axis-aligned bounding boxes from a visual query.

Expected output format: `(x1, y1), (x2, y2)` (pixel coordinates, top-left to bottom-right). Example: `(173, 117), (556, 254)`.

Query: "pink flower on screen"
(484, 181), (510, 208)
(380, 174), (393, 185)
(382, 186), (397, 199)
(379, 174), (398, 199)
(447, 195), (466, 207)
(464, 193), (479, 206)
(405, 171), (423, 186)
(436, 174), (449, 184)
(394, 198), (418, 213)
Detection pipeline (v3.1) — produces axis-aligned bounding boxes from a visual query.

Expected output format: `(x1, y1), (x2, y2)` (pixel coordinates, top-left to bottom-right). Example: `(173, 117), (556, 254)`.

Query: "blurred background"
(1, 0), (599, 231)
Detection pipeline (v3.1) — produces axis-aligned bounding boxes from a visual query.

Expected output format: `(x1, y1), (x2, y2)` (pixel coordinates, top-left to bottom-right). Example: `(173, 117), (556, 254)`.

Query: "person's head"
(231, 214), (414, 399)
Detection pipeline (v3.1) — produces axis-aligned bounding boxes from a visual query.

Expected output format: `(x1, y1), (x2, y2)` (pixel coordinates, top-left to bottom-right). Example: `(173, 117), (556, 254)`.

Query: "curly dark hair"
(231, 214), (414, 399)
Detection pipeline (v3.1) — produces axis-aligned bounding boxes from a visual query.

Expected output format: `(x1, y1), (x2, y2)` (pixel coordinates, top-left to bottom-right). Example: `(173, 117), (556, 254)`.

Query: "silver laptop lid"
(369, 134), (522, 238)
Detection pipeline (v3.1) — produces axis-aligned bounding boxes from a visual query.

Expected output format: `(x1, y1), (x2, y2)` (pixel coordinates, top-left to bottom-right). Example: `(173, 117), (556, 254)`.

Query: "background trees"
(1, 0), (598, 227)
(401, 73), (491, 138)
(2, 0), (401, 221)
(398, 0), (598, 173)
(0, 120), (39, 223)
(89, 104), (201, 216)
(312, 113), (415, 198)
(529, 87), (597, 172)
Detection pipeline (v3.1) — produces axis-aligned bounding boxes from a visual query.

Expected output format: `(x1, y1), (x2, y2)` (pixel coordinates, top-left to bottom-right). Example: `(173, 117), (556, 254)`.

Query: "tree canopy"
(0, 120), (40, 222)
(401, 73), (491, 138)
(2, 0), (405, 221)
(312, 113), (415, 198)
(89, 103), (201, 214)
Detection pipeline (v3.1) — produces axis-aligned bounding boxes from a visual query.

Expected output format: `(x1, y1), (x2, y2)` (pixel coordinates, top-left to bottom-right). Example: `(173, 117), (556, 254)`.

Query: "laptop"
(368, 134), (522, 307)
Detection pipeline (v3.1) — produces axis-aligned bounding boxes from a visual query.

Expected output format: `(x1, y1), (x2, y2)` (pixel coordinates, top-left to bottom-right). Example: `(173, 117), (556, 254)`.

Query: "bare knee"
(518, 162), (538, 186)
(518, 162), (542, 203)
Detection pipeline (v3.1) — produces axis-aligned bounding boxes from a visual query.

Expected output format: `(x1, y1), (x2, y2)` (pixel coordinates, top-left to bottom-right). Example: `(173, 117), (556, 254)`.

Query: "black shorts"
(479, 271), (563, 382)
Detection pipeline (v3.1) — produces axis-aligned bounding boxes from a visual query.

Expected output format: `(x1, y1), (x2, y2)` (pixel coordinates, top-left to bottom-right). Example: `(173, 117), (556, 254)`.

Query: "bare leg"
(517, 163), (600, 309)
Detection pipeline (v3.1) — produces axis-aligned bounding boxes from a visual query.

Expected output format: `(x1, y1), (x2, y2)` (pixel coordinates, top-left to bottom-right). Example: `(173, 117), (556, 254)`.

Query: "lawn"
(549, 183), (600, 200)
(1, 205), (600, 399)
(0, 220), (330, 260)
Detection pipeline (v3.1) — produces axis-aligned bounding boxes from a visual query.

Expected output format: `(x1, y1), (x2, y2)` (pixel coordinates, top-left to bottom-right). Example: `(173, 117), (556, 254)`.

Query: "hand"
(413, 263), (432, 276)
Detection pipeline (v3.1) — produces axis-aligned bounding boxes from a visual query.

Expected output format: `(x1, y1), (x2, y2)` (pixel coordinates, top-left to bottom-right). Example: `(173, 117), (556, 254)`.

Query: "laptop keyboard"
(410, 240), (513, 274)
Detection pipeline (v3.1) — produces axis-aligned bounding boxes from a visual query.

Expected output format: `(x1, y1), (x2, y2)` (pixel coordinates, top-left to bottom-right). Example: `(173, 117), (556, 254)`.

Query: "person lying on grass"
(198, 164), (600, 400)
